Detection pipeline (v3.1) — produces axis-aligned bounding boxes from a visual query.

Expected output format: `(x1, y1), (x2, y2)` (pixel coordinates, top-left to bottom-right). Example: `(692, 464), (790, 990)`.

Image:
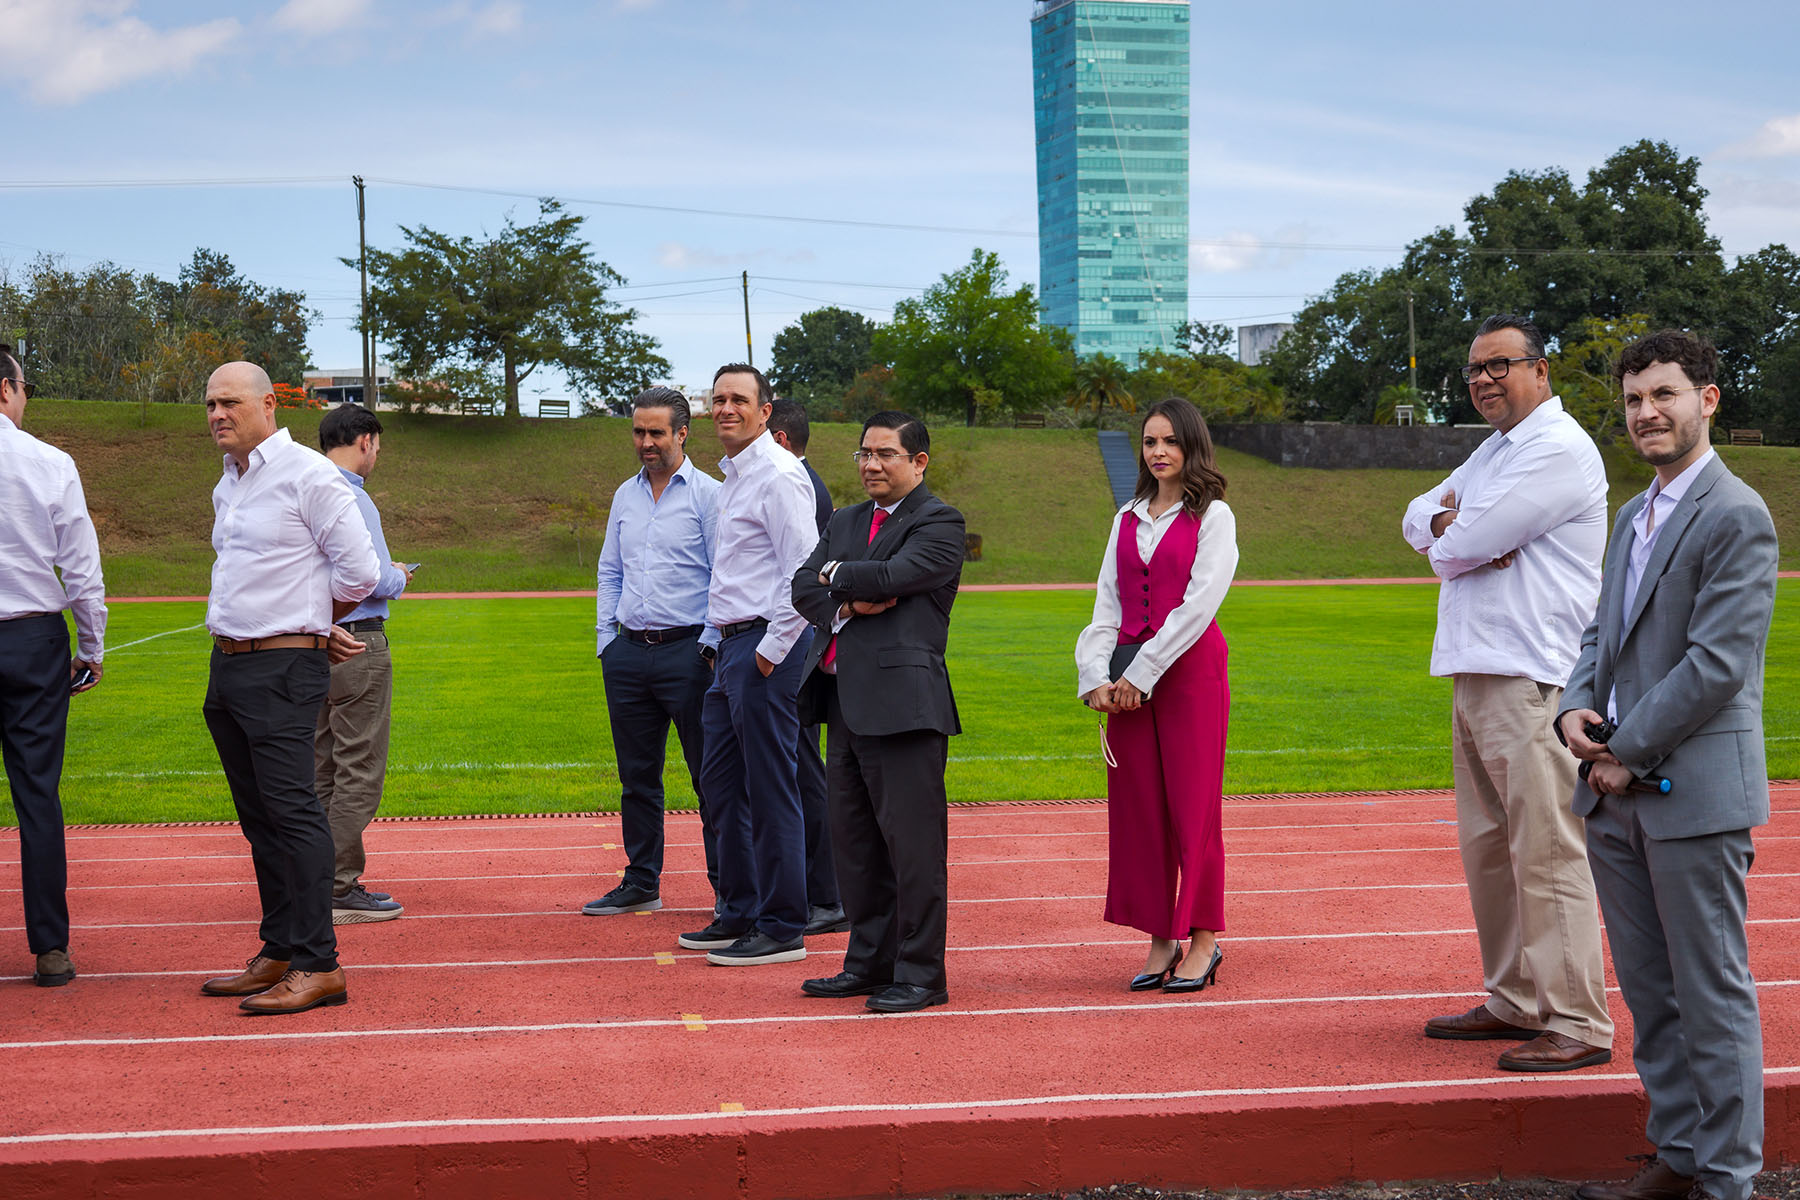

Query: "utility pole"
(1406, 291), (1418, 394)
(354, 176), (372, 407)
(741, 270), (753, 366)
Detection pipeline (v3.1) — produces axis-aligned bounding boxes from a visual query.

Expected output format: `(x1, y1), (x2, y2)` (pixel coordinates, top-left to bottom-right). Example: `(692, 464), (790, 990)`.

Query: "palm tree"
(1071, 353), (1135, 424)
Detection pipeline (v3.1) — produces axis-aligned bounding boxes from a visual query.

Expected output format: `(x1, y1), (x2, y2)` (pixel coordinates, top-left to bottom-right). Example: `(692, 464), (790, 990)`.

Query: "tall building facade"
(1031, 0), (1189, 368)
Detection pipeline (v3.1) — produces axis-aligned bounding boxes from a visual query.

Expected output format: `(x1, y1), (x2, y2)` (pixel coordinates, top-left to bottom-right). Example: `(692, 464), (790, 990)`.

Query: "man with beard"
(589, 387), (721, 916)
(1559, 330), (1777, 1200)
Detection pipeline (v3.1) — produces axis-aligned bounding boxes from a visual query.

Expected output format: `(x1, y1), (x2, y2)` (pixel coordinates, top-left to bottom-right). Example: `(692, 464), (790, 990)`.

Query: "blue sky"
(5, 0), (1798, 409)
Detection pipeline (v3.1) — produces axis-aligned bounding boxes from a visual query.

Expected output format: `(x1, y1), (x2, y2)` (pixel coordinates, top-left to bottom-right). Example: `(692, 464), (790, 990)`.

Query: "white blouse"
(1075, 498), (1238, 699)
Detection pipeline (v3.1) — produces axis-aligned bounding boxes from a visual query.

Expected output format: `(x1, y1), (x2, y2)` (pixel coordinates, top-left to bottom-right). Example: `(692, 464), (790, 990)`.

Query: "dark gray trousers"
(0, 614), (72, 956)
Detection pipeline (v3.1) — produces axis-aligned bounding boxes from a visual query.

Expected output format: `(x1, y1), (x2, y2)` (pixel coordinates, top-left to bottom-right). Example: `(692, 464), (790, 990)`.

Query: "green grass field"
(26, 399), (1800, 594)
(13, 583), (1797, 826)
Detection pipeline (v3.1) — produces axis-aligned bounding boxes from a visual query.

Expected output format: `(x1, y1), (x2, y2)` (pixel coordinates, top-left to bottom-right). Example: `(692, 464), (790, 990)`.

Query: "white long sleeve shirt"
(206, 428), (380, 640)
(1075, 498), (1238, 698)
(707, 429), (820, 665)
(0, 413), (107, 661)
(1400, 396), (1606, 685)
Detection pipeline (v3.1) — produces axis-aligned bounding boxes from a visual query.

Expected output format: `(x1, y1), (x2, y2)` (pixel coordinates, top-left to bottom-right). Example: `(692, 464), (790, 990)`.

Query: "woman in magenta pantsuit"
(1076, 398), (1237, 994)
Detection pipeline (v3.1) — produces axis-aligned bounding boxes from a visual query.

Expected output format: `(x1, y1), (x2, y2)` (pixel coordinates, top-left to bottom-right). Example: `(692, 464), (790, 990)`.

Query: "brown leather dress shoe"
(201, 955), (290, 997)
(238, 968), (348, 1015)
(1573, 1153), (1695, 1200)
(1498, 1030), (1611, 1072)
(1424, 1003), (1536, 1040)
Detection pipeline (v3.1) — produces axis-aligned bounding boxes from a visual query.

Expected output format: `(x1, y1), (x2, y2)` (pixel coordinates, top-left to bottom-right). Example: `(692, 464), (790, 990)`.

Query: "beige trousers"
(1450, 673), (1613, 1046)
(314, 630), (392, 898)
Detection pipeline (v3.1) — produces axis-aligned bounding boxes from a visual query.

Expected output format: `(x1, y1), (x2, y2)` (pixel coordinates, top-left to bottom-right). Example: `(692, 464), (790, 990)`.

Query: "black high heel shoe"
(1162, 943), (1222, 994)
(1129, 945), (1181, 991)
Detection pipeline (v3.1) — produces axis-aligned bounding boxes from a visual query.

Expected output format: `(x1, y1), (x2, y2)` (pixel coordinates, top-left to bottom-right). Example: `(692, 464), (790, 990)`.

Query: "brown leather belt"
(213, 634), (328, 654)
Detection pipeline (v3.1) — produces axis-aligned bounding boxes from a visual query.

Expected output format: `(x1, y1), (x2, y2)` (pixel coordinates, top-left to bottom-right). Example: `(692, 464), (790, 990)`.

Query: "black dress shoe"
(803, 904), (850, 935)
(866, 983), (949, 1013)
(801, 971), (888, 998)
(1162, 943), (1222, 994)
(1129, 963), (1176, 992)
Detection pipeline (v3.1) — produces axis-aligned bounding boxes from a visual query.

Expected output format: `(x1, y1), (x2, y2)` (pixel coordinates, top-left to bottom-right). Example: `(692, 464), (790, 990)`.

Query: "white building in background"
(1238, 322), (1294, 367)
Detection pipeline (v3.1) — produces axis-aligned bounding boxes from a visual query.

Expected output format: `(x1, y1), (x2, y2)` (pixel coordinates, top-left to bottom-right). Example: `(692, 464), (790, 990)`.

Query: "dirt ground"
(990, 1166), (1800, 1200)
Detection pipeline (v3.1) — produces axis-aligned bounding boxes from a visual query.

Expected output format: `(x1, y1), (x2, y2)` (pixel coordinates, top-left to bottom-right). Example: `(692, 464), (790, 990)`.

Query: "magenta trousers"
(1103, 623), (1229, 939)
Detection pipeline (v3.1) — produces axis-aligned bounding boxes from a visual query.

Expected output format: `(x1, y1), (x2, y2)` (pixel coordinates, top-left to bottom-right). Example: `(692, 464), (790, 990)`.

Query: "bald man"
(197, 363), (380, 1015)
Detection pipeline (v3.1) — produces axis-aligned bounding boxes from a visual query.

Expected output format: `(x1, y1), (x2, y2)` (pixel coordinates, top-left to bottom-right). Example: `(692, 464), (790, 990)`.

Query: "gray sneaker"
(332, 886), (403, 924)
(582, 882), (662, 916)
(33, 948), (76, 987)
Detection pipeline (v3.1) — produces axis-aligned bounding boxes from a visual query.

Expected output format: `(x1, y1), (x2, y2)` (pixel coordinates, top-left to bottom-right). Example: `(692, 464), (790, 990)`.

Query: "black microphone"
(1579, 760), (1673, 795)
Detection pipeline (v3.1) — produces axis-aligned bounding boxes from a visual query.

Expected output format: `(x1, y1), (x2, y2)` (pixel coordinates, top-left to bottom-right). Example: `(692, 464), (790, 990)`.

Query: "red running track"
(2, 789), (1798, 1199)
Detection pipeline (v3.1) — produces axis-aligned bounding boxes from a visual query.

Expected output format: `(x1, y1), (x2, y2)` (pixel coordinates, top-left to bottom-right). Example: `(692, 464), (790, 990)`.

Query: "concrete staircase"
(1096, 430), (1137, 509)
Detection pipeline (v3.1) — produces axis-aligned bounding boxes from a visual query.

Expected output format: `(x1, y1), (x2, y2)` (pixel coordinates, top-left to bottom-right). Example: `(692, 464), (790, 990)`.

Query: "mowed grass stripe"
(10, 583), (1798, 825)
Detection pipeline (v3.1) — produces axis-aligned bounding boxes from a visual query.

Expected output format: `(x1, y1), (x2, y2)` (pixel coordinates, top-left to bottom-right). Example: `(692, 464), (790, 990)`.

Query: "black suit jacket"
(792, 484), (964, 738)
(801, 458), (832, 535)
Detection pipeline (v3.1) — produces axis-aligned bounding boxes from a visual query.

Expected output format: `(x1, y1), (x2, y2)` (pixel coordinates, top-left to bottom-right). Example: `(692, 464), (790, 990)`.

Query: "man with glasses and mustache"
(1557, 331), (1776, 1200)
(1401, 313), (1615, 1072)
(0, 344), (106, 988)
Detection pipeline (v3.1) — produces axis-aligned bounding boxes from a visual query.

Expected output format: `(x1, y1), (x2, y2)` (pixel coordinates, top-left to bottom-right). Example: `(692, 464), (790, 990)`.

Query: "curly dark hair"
(1132, 397), (1227, 519)
(1613, 329), (1718, 387)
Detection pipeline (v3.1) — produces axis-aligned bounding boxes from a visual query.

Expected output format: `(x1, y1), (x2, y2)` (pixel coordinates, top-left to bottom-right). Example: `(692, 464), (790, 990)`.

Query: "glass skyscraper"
(1031, 0), (1189, 368)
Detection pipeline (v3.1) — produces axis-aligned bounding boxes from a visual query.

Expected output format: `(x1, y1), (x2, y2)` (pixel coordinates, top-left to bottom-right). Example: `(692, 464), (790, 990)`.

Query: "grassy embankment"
(28, 398), (1796, 594)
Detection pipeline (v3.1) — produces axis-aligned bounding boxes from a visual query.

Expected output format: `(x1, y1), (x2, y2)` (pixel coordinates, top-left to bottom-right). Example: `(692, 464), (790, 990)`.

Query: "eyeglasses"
(851, 448), (914, 464)
(2, 376), (34, 400)
(1618, 384), (1705, 414)
(1459, 356), (1543, 384)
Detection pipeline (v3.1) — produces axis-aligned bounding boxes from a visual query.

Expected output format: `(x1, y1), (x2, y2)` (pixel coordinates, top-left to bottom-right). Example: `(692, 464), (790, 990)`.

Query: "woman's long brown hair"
(1131, 397), (1227, 519)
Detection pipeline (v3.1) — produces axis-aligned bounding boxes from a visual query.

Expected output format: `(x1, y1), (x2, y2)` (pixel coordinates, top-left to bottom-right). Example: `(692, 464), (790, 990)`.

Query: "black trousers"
(797, 723), (839, 907)
(203, 647), (338, 972)
(599, 634), (717, 892)
(1, 614), (73, 956)
(824, 683), (949, 990)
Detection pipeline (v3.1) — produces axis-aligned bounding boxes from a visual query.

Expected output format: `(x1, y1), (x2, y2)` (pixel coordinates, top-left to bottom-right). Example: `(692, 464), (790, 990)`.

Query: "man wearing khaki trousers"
(1400, 313), (1614, 1071)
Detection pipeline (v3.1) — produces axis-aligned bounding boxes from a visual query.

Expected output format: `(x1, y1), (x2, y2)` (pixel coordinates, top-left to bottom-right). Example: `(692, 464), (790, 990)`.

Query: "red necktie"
(821, 508), (887, 671)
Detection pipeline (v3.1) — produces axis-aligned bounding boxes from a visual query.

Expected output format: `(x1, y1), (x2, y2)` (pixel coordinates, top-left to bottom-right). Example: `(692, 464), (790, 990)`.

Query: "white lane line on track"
(99, 623), (207, 655)
(5, 985), (1800, 1058)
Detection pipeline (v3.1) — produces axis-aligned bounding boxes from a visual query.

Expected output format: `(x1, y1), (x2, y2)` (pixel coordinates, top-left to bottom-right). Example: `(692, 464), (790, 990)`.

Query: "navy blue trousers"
(1, 614), (73, 956)
(699, 627), (811, 942)
(600, 633), (717, 892)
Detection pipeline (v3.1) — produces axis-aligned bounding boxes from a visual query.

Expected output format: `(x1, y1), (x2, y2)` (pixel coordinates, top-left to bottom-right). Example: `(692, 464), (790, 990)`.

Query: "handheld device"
(405, 562), (422, 572)
(1579, 720), (1672, 794)
(71, 667), (96, 693)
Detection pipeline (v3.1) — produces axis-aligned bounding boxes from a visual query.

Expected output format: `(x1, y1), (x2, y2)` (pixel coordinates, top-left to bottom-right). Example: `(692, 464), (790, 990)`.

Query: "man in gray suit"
(1558, 330), (1778, 1200)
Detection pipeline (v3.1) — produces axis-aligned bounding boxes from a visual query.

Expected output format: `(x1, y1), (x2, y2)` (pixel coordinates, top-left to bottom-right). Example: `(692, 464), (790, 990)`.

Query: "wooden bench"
(460, 397), (499, 416)
(1014, 412), (1046, 429)
(1730, 428), (1763, 446)
(537, 398), (571, 418)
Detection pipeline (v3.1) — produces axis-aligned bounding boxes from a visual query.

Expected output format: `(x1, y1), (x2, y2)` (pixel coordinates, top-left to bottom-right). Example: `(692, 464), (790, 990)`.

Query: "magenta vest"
(1116, 507), (1200, 644)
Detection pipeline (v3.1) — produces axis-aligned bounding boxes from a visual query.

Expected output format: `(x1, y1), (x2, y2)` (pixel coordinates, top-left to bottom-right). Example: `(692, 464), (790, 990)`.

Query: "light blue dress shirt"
(338, 465), (408, 623)
(596, 455), (722, 655)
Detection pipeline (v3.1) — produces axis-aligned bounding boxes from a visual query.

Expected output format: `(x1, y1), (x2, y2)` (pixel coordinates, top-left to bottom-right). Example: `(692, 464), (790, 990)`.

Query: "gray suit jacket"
(1558, 454), (1778, 840)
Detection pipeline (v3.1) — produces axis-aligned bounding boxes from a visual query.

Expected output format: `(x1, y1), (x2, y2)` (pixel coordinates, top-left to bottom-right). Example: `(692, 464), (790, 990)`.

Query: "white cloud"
(1190, 232), (1264, 273)
(0, 0), (239, 105)
(271, 0), (372, 37)
(656, 242), (816, 270)
(1718, 114), (1800, 160)
(469, 1), (523, 35)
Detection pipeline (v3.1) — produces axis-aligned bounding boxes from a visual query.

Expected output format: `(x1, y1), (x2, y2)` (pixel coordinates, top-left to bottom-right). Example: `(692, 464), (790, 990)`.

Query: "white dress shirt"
(1608, 448), (1716, 720)
(1401, 397), (1606, 685)
(1075, 498), (1239, 698)
(206, 428), (381, 640)
(708, 429), (822, 665)
(595, 456), (722, 654)
(0, 413), (107, 661)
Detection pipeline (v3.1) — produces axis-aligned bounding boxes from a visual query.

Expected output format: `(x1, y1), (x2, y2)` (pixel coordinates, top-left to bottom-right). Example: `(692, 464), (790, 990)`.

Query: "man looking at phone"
(589, 386), (721, 918)
(0, 343), (106, 987)
(1400, 313), (1613, 1071)
(678, 364), (819, 966)
(1558, 331), (1777, 1200)
(315, 404), (411, 925)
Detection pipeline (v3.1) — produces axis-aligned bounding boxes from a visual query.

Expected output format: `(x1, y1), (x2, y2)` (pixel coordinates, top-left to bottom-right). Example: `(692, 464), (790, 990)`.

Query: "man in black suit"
(768, 398), (846, 937)
(792, 411), (965, 1013)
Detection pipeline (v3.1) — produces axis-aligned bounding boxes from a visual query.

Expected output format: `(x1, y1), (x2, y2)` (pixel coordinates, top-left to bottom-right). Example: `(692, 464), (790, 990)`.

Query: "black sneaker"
(677, 919), (751, 950)
(332, 886), (403, 924)
(582, 883), (662, 916)
(706, 931), (806, 966)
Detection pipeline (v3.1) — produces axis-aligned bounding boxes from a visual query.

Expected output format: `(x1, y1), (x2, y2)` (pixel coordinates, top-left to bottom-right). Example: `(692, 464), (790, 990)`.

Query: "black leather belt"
(342, 618), (387, 634)
(619, 624), (702, 645)
(718, 619), (768, 640)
